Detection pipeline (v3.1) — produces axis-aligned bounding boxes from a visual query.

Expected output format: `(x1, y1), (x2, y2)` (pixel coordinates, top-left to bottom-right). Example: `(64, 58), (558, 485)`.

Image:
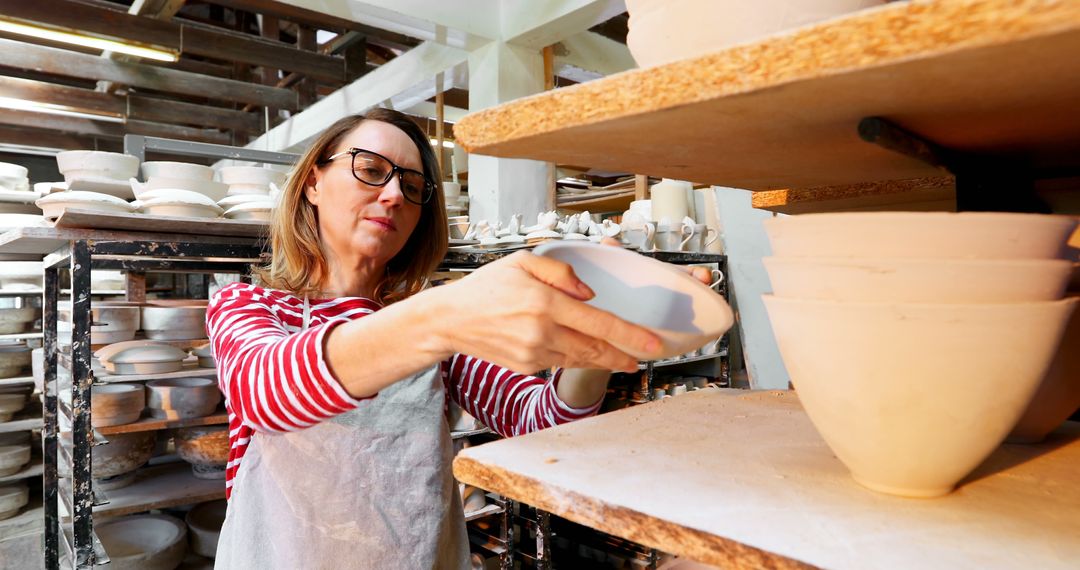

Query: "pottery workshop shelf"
(0, 226), (262, 262)
(59, 462), (224, 521)
(463, 503), (505, 524)
(638, 349), (728, 371)
(0, 409), (42, 434)
(95, 411), (227, 436)
(0, 456), (42, 485)
(454, 388), (1080, 570)
(59, 356), (215, 384)
(452, 427), (492, 440)
(51, 209), (269, 239)
(557, 190), (635, 213)
(454, 0), (1080, 206)
(0, 333), (41, 342)
(0, 499), (42, 542)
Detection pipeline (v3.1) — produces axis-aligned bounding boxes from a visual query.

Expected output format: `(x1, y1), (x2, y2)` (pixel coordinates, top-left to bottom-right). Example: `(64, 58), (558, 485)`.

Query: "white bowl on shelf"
(56, 151), (139, 181)
(217, 194), (272, 209)
(146, 378), (221, 420)
(89, 384), (145, 427)
(763, 212), (1078, 259)
(173, 425), (228, 479)
(763, 257), (1074, 303)
(191, 344), (215, 368)
(223, 201), (273, 222)
(0, 307), (37, 335)
(131, 177), (229, 202)
(95, 514), (187, 570)
(0, 163), (27, 191)
(140, 161), (214, 182)
(141, 303), (207, 340)
(103, 342), (187, 375)
(186, 500), (227, 558)
(0, 483), (28, 521)
(137, 194), (223, 220)
(217, 166), (287, 188)
(0, 261), (42, 289)
(533, 241), (733, 359)
(763, 295), (1077, 498)
(35, 191), (135, 220)
(0, 444), (30, 477)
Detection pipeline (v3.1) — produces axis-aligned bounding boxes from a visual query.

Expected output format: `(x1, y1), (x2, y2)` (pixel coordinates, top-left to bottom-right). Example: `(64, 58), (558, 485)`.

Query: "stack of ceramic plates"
(761, 212), (1078, 498)
(35, 191), (134, 220)
(56, 151), (139, 199)
(133, 161), (228, 203)
(134, 188), (224, 219)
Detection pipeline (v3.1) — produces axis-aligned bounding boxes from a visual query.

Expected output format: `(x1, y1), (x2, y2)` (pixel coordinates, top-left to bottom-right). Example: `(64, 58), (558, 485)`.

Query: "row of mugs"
(622, 221), (718, 252)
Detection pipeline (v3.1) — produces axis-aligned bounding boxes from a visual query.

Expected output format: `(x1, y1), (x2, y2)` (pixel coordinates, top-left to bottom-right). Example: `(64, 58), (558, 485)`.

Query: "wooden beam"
(204, 0), (421, 48)
(0, 108), (230, 145)
(634, 174), (649, 201)
(0, 124), (118, 151)
(0, 0), (346, 81)
(0, 38), (297, 110)
(543, 45), (556, 91)
(127, 96), (261, 132)
(296, 25), (317, 108)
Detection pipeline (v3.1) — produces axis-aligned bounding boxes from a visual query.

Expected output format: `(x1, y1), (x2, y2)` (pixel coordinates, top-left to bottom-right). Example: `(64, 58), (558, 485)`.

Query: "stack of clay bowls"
(216, 165), (282, 221)
(762, 212), (1078, 498)
(97, 341), (188, 375)
(55, 150), (140, 199)
(0, 442), (30, 476)
(93, 514), (187, 570)
(60, 431), (156, 490)
(136, 161), (227, 202)
(186, 500), (226, 558)
(0, 162), (29, 193)
(0, 306), (38, 335)
(58, 301), (141, 345)
(146, 378), (221, 420)
(0, 340), (31, 378)
(0, 483), (28, 520)
(141, 300), (208, 340)
(173, 425), (227, 479)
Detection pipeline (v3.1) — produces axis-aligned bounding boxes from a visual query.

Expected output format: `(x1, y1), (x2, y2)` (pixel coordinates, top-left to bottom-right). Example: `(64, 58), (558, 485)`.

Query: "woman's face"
(306, 120), (424, 269)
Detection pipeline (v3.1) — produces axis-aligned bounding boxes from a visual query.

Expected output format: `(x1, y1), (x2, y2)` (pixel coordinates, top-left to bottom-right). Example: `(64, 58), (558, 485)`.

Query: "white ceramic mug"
(622, 222), (656, 250)
(684, 224), (719, 252)
(653, 223), (693, 252)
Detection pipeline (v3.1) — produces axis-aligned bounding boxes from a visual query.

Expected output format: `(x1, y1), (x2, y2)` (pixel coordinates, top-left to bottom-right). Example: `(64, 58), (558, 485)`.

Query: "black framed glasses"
(319, 147), (435, 205)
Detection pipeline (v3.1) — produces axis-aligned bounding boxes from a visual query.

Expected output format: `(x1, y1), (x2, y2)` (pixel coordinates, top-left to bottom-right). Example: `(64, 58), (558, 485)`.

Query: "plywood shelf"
(454, 0), (1080, 195)
(557, 190), (635, 213)
(454, 389), (1080, 570)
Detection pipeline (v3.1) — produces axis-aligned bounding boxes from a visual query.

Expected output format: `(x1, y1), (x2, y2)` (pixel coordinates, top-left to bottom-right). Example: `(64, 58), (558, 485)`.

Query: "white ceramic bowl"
(764, 257), (1074, 303)
(138, 197), (223, 220)
(141, 161), (214, 182)
(56, 151), (139, 181)
(36, 191), (135, 220)
(217, 166), (287, 188)
(626, 0), (886, 68)
(0, 444), (30, 477)
(95, 514), (187, 570)
(90, 384), (145, 427)
(763, 295), (1077, 497)
(534, 241), (734, 359)
(216, 194), (272, 209)
(174, 425), (228, 479)
(223, 201), (272, 222)
(1009, 294), (1080, 443)
(186, 500), (227, 558)
(141, 304), (207, 340)
(145, 378), (221, 420)
(0, 261), (42, 289)
(0, 307), (36, 335)
(0, 163), (27, 192)
(132, 177), (229, 202)
(764, 212), (1079, 259)
(104, 343), (187, 375)
(0, 483), (28, 520)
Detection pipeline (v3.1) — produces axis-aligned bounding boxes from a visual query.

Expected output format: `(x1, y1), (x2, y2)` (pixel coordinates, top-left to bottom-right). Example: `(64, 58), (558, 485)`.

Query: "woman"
(208, 109), (707, 569)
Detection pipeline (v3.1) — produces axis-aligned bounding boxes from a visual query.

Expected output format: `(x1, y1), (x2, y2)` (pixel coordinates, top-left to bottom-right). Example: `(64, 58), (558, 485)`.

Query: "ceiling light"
(0, 18), (179, 62)
(0, 96), (125, 123)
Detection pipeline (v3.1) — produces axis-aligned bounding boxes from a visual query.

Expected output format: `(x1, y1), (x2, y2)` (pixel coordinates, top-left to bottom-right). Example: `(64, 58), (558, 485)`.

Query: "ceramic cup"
(653, 223), (693, 252)
(622, 223), (656, 250)
(684, 224), (719, 252)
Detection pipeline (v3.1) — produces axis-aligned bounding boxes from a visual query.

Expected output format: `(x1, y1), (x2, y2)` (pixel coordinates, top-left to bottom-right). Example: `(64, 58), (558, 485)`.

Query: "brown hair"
(254, 109), (448, 303)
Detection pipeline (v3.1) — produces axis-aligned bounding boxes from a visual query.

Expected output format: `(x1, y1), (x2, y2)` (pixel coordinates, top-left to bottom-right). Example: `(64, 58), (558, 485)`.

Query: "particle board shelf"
(454, 0), (1080, 196)
(451, 427), (492, 440)
(96, 410), (227, 436)
(463, 503), (505, 523)
(0, 456), (42, 484)
(60, 462), (224, 520)
(52, 209), (270, 238)
(453, 389), (1080, 570)
(751, 176), (957, 214)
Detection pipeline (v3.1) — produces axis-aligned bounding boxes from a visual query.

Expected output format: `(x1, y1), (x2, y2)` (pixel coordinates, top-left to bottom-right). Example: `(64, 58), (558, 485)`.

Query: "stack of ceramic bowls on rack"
(761, 212), (1079, 498)
(57, 301), (141, 346)
(0, 162), (29, 193)
(38, 151), (141, 220)
(216, 165), (286, 222)
(131, 161), (226, 220)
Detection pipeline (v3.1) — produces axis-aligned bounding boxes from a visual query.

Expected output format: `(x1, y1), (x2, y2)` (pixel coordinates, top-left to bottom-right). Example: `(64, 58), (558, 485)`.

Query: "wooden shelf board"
(455, 0), (1080, 192)
(463, 503), (505, 523)
(0, 225), (260, 258)
(751, 176), (957, 214)
(454, 389), (1080, 570)
(53, 209), (269, 238)
(61, 462), (224, 520)
(96, 411), (227, 436)
(0, 332), (41, 341)
(451, 427), (492, 440)
(557, 190), (635, 213)
(0, 456), (42, 484)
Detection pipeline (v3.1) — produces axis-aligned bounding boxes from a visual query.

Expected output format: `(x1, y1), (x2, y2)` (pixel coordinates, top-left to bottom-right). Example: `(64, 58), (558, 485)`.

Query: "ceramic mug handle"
(679, 224), (695, 251)
(703, 228), (719, 248)
(708, 269), (724, 290)
(643, 222), (657, 251)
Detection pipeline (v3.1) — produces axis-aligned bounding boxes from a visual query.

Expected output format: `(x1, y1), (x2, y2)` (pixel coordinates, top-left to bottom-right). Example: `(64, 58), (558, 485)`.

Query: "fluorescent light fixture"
(429, 138), (456, 149)
(0, 18), (179, 62)
(0, 96), (125, 123)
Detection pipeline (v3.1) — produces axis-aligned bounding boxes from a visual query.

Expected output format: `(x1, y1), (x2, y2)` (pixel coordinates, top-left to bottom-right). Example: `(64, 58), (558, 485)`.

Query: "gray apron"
(214, 296), (470, 569)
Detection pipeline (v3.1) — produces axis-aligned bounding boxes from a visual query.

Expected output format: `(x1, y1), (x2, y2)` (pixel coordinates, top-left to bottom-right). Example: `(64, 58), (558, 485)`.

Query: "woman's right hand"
(426, 251), (663, 374)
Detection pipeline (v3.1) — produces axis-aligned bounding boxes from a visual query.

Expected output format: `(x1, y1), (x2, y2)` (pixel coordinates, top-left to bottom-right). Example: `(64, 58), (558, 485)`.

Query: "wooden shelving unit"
(96, 411), (227, 436)
(59, 462), (224, 520)
(454, 389), (1080, 569)
(454, 0), (1080, 210)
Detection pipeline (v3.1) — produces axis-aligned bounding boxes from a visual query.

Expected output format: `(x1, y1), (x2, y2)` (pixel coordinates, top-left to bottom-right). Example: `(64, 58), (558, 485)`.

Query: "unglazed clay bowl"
(0, 393), (27, 422)
(191, 344), (215, 368)
(217, 166), (287, 188)
(222, 201), (272, 222)
(764, 257), (1074, 303)
(0, 307), (38, 335)
(173, 425), (228, 479)
(146, 378), (221, 420)
(58, 301), (140, 345)
(0, 483), (28, 520)
(0, 342), (31, 378)
(56, 151), (139, 181)
(534, 241), (734, 359)
(1009, 294), (1080, 443)
(0, 444), (30, 476)
(96, 514), (187, 570)
(90, 384), (145, 427)
(103, 342), (187, 375)
(141, 161), (214, 182)
(763, 212), (1078, 259)
(0, 261), (42, 289)
(60, 431), (156, 489)
(138, 197), (223, 220)
(763, 295), (1077, 497)
(141, 303), (208, 340)
(185, 500), (227, 558)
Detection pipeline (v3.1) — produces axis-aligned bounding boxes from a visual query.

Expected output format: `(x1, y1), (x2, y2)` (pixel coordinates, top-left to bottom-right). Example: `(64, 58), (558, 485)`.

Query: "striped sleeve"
(207, 283), (367, 434)
(442, 355), (602, 437)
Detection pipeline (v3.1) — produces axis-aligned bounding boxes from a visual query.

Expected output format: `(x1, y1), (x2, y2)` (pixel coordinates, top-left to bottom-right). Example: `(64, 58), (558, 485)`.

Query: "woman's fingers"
(546, 292), (663, 361)
(678, 265), (713, 285)
(548, 325), (639, 372)
(508, 251), (594, 300)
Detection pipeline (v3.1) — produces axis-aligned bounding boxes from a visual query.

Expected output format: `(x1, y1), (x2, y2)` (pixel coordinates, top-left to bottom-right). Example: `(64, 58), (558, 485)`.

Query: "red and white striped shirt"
(206, 282), (602, 499)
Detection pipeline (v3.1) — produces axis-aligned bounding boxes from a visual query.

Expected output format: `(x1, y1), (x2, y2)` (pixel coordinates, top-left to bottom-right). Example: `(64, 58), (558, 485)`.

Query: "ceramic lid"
(224, 201), (273, 216)
(134, 188), (219, 207)
(36, 191), (133, 209)
(138, 196), (224, 215)
(217, 194), (270, 208)
(191, 344), (213, 358)
(97, 340), (186, 364)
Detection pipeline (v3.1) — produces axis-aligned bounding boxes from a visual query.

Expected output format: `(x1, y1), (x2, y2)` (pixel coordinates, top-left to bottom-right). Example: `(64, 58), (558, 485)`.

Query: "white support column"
(467, 40), (551, 226)
(554, 31), (636, 82)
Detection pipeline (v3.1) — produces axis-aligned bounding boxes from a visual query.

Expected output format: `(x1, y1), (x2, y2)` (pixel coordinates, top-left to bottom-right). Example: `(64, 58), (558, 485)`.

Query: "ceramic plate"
(533, 241), (733, 359)
(65, 176), (136, 200)
(36, 191), (134, 220)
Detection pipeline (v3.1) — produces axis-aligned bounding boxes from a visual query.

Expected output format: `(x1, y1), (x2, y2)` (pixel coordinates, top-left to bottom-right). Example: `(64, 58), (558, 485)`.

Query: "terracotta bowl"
(763, 295), (1077, 497)
(0, 444), (31, 477)
(173, 425), (228, 479)
(91, 384), (145, 427)
(96, 514), (188, 570)
(185, 500), (227, 558)
(0, 483), (28, 521)
(1009, 294), (1080, 443)
(146, 378), (221, 420)
(763, 212), (1078, 259)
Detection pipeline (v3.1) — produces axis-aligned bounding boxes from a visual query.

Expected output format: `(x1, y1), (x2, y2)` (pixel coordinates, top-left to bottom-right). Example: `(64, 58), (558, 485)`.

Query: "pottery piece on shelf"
(0, 341), (30, 378)
(95, 514), (188, 570)
(216, 194), (271, 209)
(218, 166), (287, 187)
(0, 483), (28, 521)
(763, 295), (1077, 498)
(90, 384), (145, 427)
(0, 261), (42, 289)
(137, 193), (224, 220)
(186, 500), (227, 558)
(649, 179), (691, 225)
(222, 201), (273, 222)
(625, 0), (886, 68)
(36, 190), (135, 220)
(60, 431), (156, 489)
(56, 151), (139, 182)
(461, 484), (487, 513)
(534, 241), (734, 359)
(141, 161), (215, 182)
(146, 378), (221, 420)
(131, 177), (230, 203)
(58, 301), (141, 345)
(0, 306), (37, 335)
(0, 444), (30, 477)
(764, 257), (1075, 303)
(64, 176), (136, 199)
(1008, 294), (1080, 443)
(173, 425), (228, 479)
(104, 342), (188, 375)
(0, 393), (27, 422)
(763, 212), (1079, 259)
(0, 163), (28, 191)
(141, 304), (207, 340)
(191, 344), (215, 368)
